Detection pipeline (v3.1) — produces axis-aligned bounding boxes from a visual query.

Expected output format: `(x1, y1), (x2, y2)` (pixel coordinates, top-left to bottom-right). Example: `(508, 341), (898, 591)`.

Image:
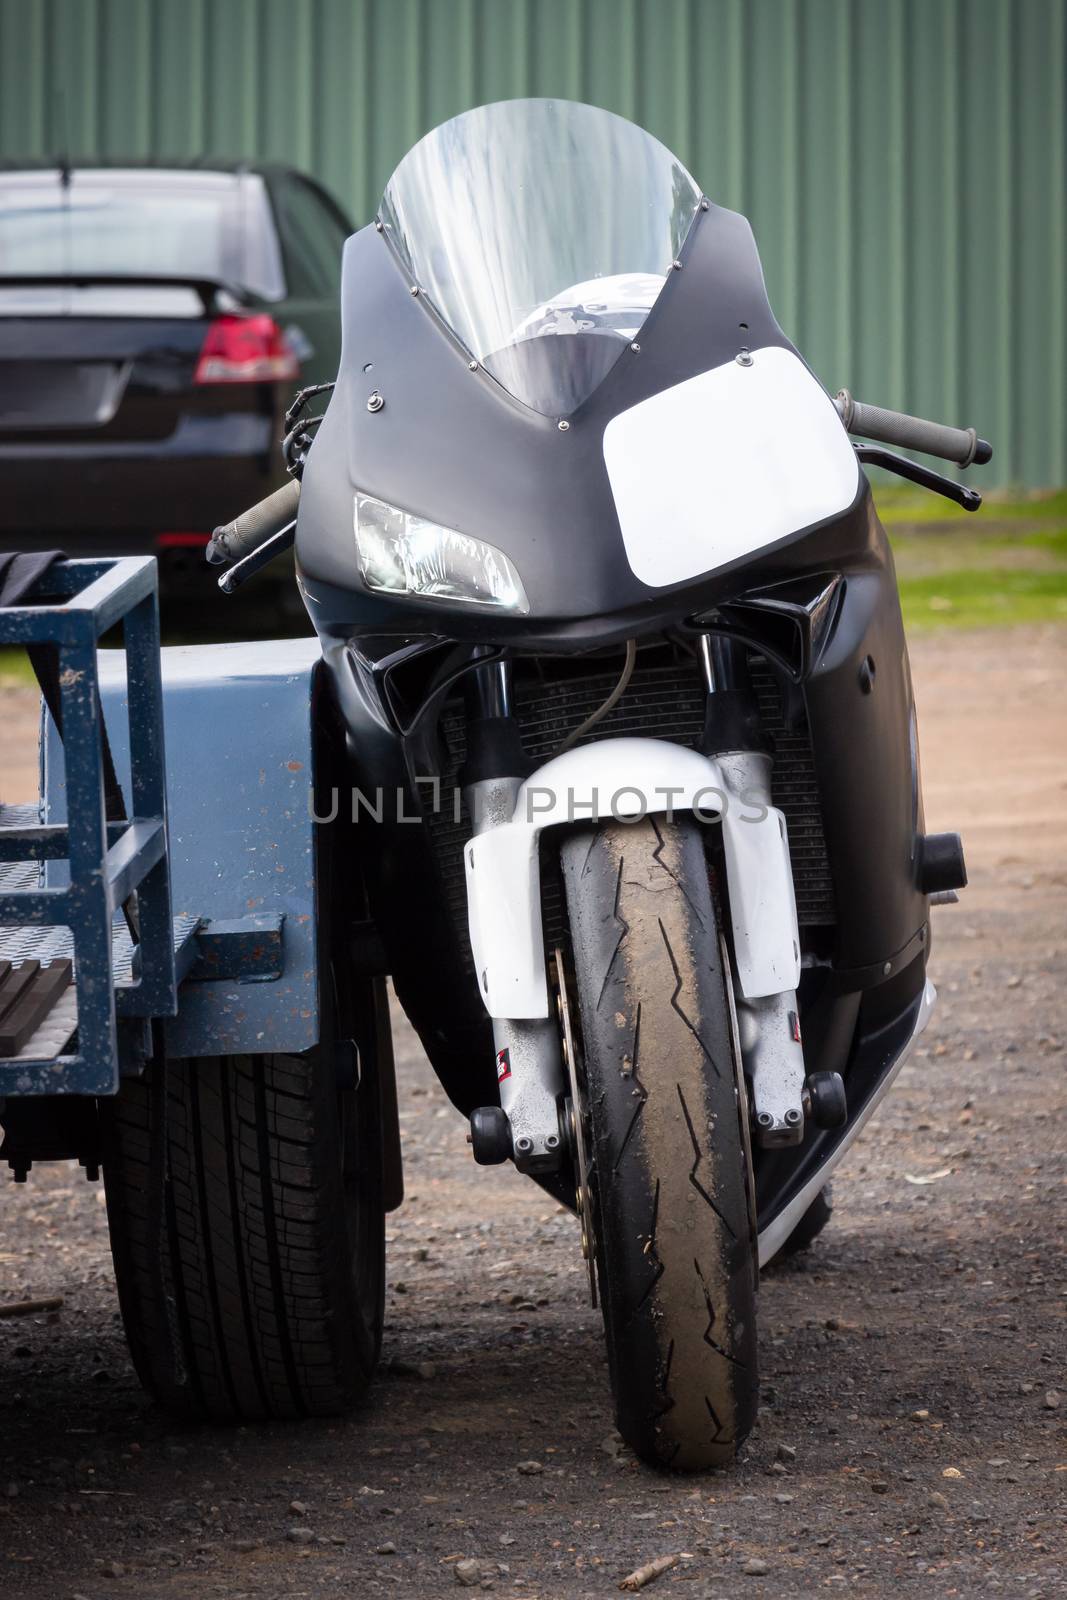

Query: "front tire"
(561, 816), (759, 1470)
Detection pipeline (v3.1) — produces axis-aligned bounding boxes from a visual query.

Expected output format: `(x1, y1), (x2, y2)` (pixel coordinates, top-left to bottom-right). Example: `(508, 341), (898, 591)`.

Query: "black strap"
(25, 642), (129, 827)
(0, 550), (63, 608)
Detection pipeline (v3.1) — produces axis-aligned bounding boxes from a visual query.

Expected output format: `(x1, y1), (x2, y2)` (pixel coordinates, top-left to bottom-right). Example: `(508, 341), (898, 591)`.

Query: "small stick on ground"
(619, 1553), (681, 1592)
(0, 1294), (64, 1319)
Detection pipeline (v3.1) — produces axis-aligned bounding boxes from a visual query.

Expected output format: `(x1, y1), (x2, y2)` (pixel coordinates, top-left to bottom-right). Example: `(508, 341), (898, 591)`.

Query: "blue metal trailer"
(1, 555), (399, 1419)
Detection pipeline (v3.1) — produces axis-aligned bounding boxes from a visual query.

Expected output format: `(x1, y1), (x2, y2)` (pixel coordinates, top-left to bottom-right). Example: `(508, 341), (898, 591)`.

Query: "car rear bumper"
(1, 412), (282, 550)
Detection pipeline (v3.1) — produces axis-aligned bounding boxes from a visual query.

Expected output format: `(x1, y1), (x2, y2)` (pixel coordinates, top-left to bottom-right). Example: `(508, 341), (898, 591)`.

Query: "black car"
(0, 160), (351, 582)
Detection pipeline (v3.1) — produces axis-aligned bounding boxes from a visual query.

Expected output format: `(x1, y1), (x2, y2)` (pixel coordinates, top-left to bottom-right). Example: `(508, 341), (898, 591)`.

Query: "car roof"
(0, 160), (355, 232)
(0, 157), (308, 178)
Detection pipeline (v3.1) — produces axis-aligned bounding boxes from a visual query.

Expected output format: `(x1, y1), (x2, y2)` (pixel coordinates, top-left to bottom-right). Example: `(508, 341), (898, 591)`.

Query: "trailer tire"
(101, 1000), (385, 1422)
(772, 1183), (834, 1262)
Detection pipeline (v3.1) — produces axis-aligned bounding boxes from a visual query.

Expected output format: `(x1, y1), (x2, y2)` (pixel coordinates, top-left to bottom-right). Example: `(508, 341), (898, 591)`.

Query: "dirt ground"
(1, 626), (1064, 1598)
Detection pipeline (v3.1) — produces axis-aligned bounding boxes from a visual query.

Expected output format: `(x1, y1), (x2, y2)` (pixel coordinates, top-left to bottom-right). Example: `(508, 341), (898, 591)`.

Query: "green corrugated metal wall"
(1, 0), (1063, 485)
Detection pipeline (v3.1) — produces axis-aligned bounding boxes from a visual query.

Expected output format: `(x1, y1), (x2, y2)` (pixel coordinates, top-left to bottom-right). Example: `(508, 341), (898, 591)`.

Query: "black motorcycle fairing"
(314, 483), (929, 996)
(301, 468), (888, 666)
(755, 953), (928, 1236)
(322, 639), (498, 1116)
(297, 470), (874, 658)
(803, 542), (927, 973)
(295, 197), (830, 634)
(319, 527), (928, 1099)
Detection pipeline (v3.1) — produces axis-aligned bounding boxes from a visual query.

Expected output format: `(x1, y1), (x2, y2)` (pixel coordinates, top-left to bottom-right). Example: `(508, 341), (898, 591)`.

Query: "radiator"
(428, 655), (836, 973)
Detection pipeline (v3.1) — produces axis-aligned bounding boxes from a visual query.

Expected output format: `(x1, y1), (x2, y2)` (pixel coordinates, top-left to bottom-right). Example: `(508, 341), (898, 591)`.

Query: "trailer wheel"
(101, 993), (385, 1422)
(772, 1183), (834, 1263)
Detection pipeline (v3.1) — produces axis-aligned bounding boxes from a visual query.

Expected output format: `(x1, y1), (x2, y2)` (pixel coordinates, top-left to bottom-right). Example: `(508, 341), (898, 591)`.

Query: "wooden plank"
(0, 959), (72, 1056)
(0, 960), (39, 1024)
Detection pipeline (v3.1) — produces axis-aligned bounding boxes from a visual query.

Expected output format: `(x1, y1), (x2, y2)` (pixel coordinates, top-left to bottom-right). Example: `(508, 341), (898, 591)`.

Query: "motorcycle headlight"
(354, 492), (529, 613)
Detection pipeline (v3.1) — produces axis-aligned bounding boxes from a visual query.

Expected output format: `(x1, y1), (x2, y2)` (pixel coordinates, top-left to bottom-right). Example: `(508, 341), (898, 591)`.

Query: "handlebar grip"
(205, 479), (301, 566)
(835, 391), (992, 468)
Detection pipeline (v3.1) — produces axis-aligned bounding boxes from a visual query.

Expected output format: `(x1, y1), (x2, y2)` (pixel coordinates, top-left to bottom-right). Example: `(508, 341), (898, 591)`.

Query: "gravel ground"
(1, 626), (1064, 1598)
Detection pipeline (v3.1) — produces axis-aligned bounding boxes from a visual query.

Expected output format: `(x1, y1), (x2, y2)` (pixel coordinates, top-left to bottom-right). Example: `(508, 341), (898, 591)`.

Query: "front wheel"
(561, 816), (759, 1470)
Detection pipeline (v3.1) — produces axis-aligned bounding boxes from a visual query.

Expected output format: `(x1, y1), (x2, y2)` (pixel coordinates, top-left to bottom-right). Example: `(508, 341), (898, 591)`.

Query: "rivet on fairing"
(366, 391), (384, 413)
(557, 419), (570, 432)
(736, 348), (754, 367)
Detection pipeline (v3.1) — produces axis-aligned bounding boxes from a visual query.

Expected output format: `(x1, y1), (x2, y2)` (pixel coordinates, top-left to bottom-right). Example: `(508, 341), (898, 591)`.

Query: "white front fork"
(464, 737), (806, 1170)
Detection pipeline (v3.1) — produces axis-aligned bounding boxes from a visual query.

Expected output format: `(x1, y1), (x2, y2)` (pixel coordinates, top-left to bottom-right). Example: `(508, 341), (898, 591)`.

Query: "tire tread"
(562, 816), (758, 1469)
(101, 1043), (383, 1423)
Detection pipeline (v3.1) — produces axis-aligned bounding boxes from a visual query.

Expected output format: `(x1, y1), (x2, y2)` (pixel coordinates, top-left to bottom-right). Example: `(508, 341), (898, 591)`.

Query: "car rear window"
(0, 169), (286, 300)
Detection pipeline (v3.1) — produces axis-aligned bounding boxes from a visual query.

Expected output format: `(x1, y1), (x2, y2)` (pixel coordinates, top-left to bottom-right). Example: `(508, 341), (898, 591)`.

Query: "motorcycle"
(208, 98), (989, 1470)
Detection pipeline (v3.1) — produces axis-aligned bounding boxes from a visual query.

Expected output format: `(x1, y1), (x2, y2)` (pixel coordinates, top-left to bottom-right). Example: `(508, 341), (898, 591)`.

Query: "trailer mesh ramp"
(0, 805), (196, 1068)
(0, 804), (75, 1059)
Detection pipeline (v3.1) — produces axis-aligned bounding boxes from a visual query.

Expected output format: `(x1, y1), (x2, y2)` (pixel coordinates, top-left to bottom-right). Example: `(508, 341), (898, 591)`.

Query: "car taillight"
(194, 313), (299, 384)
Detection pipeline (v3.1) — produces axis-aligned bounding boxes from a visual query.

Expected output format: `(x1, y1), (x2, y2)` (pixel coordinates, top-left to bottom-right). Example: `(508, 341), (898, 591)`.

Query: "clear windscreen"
(379, 100), (701, 417)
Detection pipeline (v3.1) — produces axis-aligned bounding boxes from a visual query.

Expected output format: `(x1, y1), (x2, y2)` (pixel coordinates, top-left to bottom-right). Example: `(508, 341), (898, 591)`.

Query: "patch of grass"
(899, 569), (1067, 630)
(874, 483), (1067, 529)
(0, 648), (35, 687)
(889, 528), (1067, 578)
(1022, 524), (1067, 559)
(878, 482), (1067, 629)
(993, 487), (1067, 523)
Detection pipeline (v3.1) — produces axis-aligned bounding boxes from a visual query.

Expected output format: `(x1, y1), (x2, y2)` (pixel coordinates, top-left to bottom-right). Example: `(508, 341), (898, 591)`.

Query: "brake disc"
(552, 950), (598, 1308)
